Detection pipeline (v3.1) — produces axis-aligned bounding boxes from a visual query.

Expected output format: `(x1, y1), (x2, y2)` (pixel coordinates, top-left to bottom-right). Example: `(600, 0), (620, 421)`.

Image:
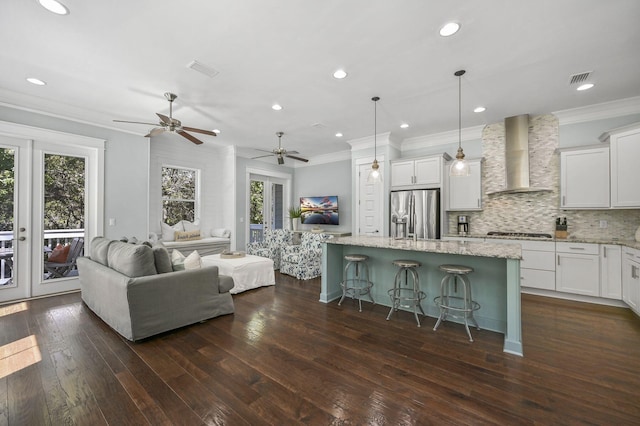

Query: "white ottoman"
(201, 254), (275, 294)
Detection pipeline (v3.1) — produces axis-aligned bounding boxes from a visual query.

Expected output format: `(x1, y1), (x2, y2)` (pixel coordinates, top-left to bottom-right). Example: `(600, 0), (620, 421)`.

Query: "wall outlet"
(108, 218), (116, 226)
(599, 220), (608, 229)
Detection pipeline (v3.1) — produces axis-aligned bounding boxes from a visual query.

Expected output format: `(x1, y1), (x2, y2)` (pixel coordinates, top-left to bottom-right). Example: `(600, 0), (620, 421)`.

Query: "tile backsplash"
(448, 114), (640, 240)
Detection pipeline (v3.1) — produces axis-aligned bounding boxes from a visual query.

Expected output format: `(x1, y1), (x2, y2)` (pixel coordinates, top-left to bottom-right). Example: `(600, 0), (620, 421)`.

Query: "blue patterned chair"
(280, 232), (332, 280)
(246, 229), (292, 270)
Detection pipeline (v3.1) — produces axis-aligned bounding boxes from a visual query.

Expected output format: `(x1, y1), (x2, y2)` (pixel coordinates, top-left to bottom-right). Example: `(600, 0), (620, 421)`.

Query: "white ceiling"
(2, 0), (640, 163)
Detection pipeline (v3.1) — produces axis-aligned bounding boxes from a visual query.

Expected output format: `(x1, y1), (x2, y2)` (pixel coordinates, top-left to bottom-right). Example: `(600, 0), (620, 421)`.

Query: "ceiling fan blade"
(182, 126), (217, 136)
(286, 154), (309, 163)
(177, 130), (204, 145)
(113, 119), (159, 126)
(144, 127), (166, 137)
(286, 150), (300, 155)
(251, 154), (275, 159)
(156, 113), (171, 124)
(251, 148), (277, 154)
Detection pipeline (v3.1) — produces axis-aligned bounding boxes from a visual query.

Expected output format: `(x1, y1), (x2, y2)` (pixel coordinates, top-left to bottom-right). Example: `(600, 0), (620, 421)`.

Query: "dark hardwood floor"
(1, 273), (639, 425)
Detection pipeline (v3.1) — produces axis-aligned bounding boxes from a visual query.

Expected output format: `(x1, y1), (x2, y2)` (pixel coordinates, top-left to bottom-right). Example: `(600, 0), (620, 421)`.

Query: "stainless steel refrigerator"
(390, 189), (440, 239)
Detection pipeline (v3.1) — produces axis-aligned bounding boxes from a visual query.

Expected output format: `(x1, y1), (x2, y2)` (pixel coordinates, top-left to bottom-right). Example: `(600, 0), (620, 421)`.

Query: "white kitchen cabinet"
(600, 244), (622, 300)
(559, 146), (610, 209)
(391, 156), (442, 188)
(486, 239), (556, 291)
(622, 247), (640, 315)
(556, 242), (600, 296)
(602, 124), (640, 208)
(446, 158), (482, 211)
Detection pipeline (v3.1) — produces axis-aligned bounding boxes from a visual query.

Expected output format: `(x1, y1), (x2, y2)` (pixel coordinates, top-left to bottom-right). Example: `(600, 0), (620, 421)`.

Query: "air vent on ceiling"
(187, 60), (219, 78)
(311, 122), (327, 129)
(569, 71), (593, 86)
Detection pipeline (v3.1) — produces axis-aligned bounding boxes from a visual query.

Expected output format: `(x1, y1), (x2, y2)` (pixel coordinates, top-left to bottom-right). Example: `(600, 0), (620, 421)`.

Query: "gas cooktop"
(487, 231), (553, 239)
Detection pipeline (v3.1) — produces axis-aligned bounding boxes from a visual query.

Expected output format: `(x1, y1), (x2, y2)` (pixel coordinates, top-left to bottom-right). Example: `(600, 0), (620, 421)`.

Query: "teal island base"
(321, 237), (523, 356)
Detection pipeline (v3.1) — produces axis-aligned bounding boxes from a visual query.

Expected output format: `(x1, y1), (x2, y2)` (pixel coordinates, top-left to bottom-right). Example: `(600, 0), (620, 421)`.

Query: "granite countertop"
(445, 234), (640, 250)
(327, 235), (522, 260)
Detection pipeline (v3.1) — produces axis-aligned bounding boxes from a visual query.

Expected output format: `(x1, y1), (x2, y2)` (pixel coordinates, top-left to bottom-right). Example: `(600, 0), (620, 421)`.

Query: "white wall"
(0, 105), (149, 239)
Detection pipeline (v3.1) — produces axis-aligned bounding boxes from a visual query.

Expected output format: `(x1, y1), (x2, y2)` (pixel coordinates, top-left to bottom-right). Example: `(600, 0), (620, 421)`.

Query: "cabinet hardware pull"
(562, 195), (566, 205)
(569, 247), (585, 250)
(557, 255), (560, 266)
(603, 247), (607, 258)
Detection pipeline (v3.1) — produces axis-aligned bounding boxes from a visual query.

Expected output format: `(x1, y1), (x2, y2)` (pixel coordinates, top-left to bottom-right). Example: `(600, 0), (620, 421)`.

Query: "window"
(161, 166), (198, 225)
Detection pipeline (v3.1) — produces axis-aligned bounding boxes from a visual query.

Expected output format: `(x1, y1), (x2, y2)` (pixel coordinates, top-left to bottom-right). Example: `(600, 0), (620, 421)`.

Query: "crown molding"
(401, 125), (484, 152)
(553, 96), (640, 125)
(346, 131), (401, 151)
(294, 149), (352, 167)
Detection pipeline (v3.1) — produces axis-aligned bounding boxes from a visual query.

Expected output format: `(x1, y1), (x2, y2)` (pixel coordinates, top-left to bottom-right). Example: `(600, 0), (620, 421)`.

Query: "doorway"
(246, 169), (291, 246)
(0, 123), (104, 303)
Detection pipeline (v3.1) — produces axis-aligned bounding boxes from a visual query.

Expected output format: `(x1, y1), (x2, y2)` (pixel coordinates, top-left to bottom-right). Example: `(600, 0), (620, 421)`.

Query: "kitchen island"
(321, 235), (524, 356)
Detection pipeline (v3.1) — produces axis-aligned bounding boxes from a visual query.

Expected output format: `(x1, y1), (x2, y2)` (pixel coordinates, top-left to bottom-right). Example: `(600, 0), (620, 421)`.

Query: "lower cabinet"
(622, 247), (640, 315)
(520, 241), (556, 290)
(556, 242), (600, 296)
(600, 244), (622, 299)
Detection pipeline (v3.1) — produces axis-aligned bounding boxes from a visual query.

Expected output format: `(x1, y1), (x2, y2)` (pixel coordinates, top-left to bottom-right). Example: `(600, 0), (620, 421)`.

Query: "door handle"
(13, 237), (26, 241)
(19, 227), (26, 232)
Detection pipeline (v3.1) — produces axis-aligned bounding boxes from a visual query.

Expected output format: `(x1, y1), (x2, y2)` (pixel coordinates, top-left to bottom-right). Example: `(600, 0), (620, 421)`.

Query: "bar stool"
(433, 264), (480, 341)
(386, 259), (426, 327)
(338, 254), (375, 312)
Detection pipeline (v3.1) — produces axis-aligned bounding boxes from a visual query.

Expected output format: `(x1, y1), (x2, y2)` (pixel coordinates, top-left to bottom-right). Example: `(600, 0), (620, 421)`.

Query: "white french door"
(246, 168), (291, 245)
(0, 122), (104, 303)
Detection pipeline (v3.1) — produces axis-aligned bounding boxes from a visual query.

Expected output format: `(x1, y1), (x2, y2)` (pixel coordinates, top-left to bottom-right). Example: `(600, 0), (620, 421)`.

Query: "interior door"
(357, 162), (384, 235)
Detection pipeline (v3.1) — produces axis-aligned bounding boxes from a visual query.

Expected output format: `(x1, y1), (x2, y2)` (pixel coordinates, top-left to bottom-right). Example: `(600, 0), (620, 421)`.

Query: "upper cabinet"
(390, 155), (443, 189)
(601, 123), (640, 208)
(560, 146), (610, 209)
(446, 158), (482, 211)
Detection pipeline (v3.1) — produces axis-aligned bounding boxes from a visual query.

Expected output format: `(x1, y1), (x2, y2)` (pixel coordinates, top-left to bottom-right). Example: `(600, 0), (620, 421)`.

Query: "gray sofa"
(77, 237), (235, 341)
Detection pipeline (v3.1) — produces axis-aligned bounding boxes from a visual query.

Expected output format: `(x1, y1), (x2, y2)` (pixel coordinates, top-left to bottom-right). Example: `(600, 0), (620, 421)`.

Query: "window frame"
(161, 164), (201, 225)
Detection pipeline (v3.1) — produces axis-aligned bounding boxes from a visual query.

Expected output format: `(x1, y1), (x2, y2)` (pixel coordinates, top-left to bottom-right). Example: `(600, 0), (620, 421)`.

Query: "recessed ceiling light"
(272, 104), (283, 111)
(38, 0), (69, 15)
(576, 83), (595, 91)
(212, 129), (220, 134)
(333, 69), (347, 79)
(335, 132), (343, 137)
(474, 106), (486, 113)
(439, 22), (460, 37)
(400, 123), (409, 129)
(26, 77), (46, 86)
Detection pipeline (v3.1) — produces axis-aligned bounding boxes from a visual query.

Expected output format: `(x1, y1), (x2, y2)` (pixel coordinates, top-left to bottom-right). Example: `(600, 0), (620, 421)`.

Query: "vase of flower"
(288, 206), (302, 232)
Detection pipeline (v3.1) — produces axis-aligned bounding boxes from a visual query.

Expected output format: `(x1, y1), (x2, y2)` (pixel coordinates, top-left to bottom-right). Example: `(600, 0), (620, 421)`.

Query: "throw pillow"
(182, 220), (200, 232)
(152, 243), (173, 274)
(161, 222), (184, 242)
(211, 228), (231, 238)
(48, 244), (70, 263)
(174, 230), (201, 242)
(171, 249), (186, 271)
(183, 250), (202, 270)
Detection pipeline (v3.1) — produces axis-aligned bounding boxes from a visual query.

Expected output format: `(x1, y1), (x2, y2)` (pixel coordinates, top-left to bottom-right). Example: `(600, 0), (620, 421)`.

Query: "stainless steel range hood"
(487, 114), (553, 195)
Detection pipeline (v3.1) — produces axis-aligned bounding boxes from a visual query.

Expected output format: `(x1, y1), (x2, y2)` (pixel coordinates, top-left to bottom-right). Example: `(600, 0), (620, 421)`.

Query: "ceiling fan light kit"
(113, 92), (217, 145)
(250, 132), (309, 165)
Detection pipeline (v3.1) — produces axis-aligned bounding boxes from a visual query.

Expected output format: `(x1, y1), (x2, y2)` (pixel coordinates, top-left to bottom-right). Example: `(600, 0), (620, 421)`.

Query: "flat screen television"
(300, 196), (339, 225)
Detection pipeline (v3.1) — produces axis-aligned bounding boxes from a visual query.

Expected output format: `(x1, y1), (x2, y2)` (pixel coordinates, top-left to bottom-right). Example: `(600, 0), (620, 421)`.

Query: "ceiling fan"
(113, 92), (217, 145)
(251, 132), (309, 164)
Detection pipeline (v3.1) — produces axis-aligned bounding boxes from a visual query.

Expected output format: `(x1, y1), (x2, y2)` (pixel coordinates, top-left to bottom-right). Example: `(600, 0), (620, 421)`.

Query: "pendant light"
(367, 96), (383, 183)
(450, 69), (470, 177)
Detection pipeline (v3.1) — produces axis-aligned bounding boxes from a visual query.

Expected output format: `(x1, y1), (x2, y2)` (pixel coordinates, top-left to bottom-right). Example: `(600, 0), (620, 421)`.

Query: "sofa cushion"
(48, 243), (70, 263)
(107, 241), (157, 277)
(90, 236), (113, 266)
(181, 220), (200, 232)
(152, 243), (173, 274)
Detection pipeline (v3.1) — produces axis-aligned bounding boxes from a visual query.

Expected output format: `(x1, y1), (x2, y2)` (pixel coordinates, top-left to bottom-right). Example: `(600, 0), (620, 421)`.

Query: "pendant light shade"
(367, 96), (383, 183)
(450, 70), (470, 177)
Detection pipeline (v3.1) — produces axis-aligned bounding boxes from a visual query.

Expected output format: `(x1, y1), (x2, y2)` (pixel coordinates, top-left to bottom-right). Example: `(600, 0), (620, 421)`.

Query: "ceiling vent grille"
(187, 60), (219, 78)
(569, 71), (592, 86)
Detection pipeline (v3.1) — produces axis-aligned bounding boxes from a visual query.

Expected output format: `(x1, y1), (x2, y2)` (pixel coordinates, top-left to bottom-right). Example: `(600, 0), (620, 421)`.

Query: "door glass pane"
(272, 183), (284, 230)
(249, 180), (264, 243)
(0, 148), (15, 286)
(43, 154), (85, 280)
